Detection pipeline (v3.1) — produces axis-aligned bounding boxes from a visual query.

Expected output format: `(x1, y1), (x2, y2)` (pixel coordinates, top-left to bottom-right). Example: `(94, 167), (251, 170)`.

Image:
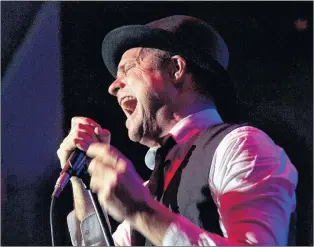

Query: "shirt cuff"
(67, 210), (106, 246)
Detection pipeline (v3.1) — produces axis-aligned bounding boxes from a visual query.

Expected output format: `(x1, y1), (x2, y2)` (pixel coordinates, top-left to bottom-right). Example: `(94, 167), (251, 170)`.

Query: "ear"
(170, 55), (187, 88)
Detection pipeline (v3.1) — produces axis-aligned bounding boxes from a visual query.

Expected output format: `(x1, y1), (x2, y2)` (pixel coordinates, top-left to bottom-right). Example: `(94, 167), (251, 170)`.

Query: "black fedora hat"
(102, 15), (237, 121)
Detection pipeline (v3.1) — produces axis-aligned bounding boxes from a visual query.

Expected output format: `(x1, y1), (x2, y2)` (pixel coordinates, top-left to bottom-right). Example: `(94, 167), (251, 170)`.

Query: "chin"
(128, 133), (139, 143)
(127, 126), (143, 143)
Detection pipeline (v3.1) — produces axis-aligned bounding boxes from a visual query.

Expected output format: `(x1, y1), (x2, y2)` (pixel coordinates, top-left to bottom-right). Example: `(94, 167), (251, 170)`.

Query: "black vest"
(131, 123), (296, 245)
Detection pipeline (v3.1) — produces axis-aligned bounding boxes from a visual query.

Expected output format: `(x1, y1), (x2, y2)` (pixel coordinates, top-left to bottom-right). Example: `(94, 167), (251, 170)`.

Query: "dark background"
(2, 1), (313, 246)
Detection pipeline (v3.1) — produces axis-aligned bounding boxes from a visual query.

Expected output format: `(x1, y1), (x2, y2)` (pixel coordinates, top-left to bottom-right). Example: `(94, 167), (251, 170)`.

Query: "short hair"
(137, 48), (172, 70)
(137, 48), (237, 122)
(137, 48), (219, 101)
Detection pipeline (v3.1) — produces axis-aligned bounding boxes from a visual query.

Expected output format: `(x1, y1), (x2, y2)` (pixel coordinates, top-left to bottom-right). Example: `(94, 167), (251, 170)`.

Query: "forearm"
(129, 199), (176, 246)
(128, 200), (223, 246)
(70, 177), (95, 222)
(128, 198), (281, 246)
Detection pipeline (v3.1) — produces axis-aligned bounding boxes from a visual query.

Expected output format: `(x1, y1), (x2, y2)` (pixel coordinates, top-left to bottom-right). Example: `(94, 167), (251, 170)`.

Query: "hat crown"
(145, 15), (229, 69)
(101, 15), (236, 121)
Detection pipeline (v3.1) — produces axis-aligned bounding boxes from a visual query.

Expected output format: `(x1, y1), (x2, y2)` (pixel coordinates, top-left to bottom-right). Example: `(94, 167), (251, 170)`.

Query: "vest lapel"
(147, 135), (177, 200)
(163, 132), (201, 193)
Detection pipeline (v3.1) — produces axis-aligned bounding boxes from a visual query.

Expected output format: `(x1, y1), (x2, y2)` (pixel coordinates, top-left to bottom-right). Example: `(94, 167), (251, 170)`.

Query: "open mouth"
(120, 96), (138, 117)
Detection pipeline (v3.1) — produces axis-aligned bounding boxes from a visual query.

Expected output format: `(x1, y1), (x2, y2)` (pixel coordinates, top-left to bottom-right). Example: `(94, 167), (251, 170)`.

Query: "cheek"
(128, 70), (169, 107)
(136, 68), (166, 90)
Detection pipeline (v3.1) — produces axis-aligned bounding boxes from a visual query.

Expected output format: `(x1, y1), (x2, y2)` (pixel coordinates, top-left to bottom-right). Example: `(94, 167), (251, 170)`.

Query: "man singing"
(57, 15), (298, 246)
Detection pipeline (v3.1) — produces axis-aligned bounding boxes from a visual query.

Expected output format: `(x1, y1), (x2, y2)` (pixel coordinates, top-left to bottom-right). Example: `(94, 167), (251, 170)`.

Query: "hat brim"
(102, 25), (178, 78)
(102, 25), (227, 78)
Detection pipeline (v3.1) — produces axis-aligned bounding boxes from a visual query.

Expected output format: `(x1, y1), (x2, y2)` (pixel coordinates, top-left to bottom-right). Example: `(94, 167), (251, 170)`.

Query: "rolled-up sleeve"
(67, 210), (107, 246)
(67, 210), (133, 246)
(162, 126), (298, 246)
(67, 180), (155, 246)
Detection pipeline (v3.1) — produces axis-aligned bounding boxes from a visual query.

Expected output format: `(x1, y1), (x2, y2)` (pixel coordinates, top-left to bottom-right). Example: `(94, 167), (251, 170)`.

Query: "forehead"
(120, 47), (143, 63)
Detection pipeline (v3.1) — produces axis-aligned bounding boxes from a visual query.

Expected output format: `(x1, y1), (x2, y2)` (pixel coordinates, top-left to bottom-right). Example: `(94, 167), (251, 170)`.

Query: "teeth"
(120, 96), (137, 114)
(121, 96), (136, 105)
(125, 108), (135, 111)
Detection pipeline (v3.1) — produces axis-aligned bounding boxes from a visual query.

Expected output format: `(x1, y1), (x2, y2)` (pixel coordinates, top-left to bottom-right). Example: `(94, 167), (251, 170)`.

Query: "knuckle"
(72, 116), (87, 126)
(117, 162), (127, 173)
(71, 116), (79, 126)
(73, 138), (82, 145)
(79, 117), (92, 125)
(77, 122), (86, 129)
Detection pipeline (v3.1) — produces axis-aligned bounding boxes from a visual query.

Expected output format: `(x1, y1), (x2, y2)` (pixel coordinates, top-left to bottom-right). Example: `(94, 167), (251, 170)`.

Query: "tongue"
(124, 99), (137, 112)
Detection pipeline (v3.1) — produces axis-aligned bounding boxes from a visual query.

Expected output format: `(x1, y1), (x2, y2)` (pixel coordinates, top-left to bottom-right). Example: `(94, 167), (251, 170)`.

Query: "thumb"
(94, 127), (111, 144)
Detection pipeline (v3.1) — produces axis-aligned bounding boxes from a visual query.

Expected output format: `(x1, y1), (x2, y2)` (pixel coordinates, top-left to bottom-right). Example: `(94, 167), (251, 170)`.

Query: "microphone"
(52, 149), (87, 198)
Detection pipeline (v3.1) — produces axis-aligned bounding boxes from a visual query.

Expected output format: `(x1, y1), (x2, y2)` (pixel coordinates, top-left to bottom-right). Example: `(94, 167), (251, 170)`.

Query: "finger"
(90, 175), (115, 195)
(75, 125), (99, 142)
(94, 127), (111, 144)
(58, 126), (103, 167)
(66, 125), (99, 150)
(88, 159), (117, 191)
(57, 138), (89, 168)
(60, 132), (93, 152)
(57, 138), (76, 165)
(87, 158), (102, 176)
(86, 143), (111, 160)
(87, 143), (130, 172)
(59, 120), (100, 168)
(71, 123), (98, 140)
(88, 157), (114, 176)
(71, 116), (101, 129)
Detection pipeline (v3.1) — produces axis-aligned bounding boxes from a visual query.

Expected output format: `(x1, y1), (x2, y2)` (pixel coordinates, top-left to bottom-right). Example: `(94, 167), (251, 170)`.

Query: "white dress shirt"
(67, 109), (298, 246)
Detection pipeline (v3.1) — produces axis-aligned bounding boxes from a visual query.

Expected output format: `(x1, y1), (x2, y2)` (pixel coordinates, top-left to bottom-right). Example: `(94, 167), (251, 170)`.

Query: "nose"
(108, 77), (126, 96)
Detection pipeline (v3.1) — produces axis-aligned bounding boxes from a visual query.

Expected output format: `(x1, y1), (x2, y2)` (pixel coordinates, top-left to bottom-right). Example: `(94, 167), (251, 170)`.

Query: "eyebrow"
(117, 60), (137, 76)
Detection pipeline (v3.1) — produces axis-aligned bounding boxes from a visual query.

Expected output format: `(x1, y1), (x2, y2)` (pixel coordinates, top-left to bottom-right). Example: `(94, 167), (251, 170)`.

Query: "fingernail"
(94, 127), (100, 134)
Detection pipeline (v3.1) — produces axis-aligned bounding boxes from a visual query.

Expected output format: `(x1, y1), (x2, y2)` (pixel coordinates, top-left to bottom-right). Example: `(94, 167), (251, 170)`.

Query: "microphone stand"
(80, 173), (115, 246)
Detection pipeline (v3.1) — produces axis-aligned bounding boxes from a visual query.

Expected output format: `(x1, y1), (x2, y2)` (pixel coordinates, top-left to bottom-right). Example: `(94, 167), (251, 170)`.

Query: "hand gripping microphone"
(52, 149), (87, 198)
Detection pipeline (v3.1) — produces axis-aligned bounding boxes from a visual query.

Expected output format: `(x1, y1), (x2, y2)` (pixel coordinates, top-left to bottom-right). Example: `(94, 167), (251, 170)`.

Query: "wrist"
(70, 177), (87, 191)
(70, 176), (82, 184)
(128, 199), (176, 245)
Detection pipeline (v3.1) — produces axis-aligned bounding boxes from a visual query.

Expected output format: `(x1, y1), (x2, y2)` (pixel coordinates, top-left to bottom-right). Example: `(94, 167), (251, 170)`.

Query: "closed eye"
(117, 61), (137, 77)
(124, 64), (135, 74)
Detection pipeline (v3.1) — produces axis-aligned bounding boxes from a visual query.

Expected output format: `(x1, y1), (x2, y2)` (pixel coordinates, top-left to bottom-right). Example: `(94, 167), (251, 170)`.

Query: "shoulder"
(210, 125), (298, 193)
(219, 125), (277, 150)
(214, 125), (285, 171)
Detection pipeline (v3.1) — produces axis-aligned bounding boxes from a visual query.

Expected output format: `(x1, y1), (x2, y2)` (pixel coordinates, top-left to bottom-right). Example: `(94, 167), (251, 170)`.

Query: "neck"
(141, 98), (215, 148)
(174, 99), (215, 121)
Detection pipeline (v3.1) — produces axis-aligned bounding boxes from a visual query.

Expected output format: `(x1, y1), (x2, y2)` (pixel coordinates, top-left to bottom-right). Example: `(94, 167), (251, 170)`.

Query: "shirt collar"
(145, 108), (223, 170)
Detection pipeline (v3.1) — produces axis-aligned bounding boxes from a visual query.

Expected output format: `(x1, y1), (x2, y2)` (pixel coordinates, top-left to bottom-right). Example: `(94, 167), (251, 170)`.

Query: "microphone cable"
(50, 150), (87, 246)
(50, 195), (57, 246)
(50, 149), (115, 246)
